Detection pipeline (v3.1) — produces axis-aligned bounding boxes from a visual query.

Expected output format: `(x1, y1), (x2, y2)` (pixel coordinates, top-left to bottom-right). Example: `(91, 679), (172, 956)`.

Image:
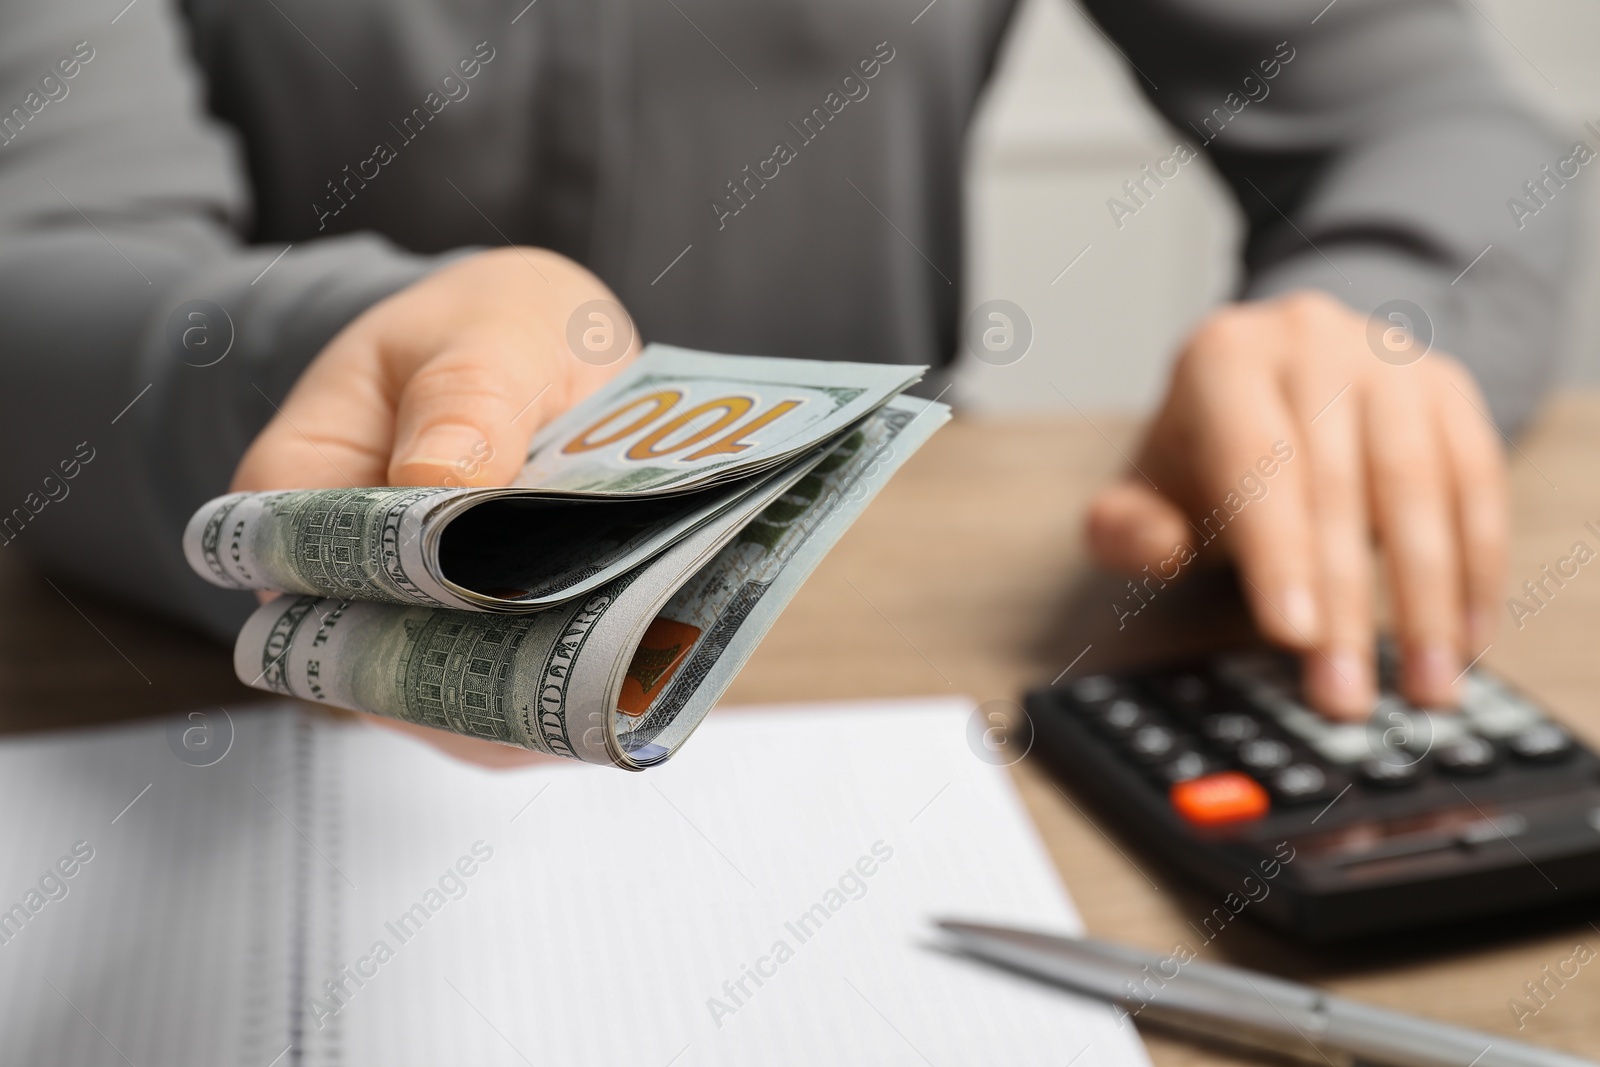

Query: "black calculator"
(1025, 648), (1600, 941)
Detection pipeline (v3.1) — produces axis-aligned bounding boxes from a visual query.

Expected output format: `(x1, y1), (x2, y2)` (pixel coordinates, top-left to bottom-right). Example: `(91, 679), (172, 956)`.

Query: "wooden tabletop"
(5, 393), (1599, 1062)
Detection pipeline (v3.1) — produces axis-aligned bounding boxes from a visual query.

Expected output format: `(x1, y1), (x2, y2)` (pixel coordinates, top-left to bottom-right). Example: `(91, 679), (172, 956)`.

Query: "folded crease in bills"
(184, 346), (948, 769)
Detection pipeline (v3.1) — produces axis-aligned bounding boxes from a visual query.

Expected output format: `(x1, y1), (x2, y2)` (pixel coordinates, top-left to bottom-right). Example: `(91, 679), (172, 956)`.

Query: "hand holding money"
(191, 347), (948, 769)
(231, 247), (638, 496)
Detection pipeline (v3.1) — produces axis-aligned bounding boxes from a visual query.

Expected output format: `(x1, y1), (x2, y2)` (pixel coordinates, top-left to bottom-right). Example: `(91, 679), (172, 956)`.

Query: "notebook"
(0, 697), (1152, 1067)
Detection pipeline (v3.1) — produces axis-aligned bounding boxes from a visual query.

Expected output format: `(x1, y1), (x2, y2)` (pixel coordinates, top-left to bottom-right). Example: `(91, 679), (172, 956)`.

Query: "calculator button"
(1159, 750), (1216, 785)
(1306, 724), (1378, 765)
(1434, 736), (1498, 776)
(1419, 712), (1468, 748)
(1508, 723), (1574, 763)
(1459, 674), (1544, 738)
(1372, 703), (1466, 756)
(1268, 702), (1332, 746)
(1202, 713), (1260, 748)
(1237, 738), (1293, 772)
(1269, 763), (1336, 803)
(1359, 757), (1423, 788)
(1097, 699), (1150, 737)
(1128, 724), (1179, 762)
(1072, 675), (1119, 704)
(1171, 772), (1270, 826)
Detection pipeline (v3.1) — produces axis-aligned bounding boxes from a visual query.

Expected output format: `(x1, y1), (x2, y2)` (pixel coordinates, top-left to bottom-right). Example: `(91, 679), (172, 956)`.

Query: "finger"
(387, 335), (566, 488)
(1174, 315), (1321, 649)
(231, 336), (395, 492)
(1285, 366), (1375, 720)
(1435, 362), (1510, 654)
(1085, 481), (1194, 575)
(1365, 364), (1464, 707)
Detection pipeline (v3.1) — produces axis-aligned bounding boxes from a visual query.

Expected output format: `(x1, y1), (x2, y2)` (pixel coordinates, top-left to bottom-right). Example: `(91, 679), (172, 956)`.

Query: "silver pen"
(935, 920), (1597, 1067)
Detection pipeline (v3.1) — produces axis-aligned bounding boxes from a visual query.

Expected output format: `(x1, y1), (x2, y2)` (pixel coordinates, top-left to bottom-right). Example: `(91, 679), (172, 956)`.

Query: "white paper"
(0, 699), (1153, 1067)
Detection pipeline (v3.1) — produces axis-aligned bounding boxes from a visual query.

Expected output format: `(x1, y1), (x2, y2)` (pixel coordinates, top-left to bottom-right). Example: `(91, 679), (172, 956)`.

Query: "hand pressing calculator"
(1025, 648), (1600, 941)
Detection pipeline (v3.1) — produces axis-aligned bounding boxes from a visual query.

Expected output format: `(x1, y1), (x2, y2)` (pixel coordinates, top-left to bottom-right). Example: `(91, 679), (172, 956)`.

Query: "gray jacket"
(0, 0), (1576, 638)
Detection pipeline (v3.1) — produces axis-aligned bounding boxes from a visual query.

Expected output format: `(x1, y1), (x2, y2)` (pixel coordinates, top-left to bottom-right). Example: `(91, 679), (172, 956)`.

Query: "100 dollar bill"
(184, 346), (921, 612)
(232, 396), (949, 768)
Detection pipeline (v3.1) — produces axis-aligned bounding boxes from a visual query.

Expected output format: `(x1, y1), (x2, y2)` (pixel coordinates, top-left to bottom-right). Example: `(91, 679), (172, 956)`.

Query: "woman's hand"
(233, 247), (641, 767)
(1087, 291), (1507, 720)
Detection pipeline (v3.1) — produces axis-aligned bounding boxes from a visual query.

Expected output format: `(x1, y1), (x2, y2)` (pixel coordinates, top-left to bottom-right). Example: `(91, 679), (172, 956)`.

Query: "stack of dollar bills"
(183, 346), (949, 769)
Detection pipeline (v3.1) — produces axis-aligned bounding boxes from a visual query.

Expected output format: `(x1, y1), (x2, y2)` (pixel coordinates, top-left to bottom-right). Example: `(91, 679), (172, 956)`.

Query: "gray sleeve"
(0, 3), (444, 639)
(1080, 0), (1578, 432)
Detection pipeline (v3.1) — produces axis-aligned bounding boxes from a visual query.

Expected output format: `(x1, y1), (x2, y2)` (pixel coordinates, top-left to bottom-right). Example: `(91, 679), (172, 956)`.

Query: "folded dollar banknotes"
(183, 346), (949, 768)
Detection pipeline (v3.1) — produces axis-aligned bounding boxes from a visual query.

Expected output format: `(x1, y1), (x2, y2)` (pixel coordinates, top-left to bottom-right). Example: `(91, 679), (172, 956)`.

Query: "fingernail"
(396, 424), (489, 482)
(1408, 641), (1460, 707)
(1279, 585), (1319, 638)
(1310, 649), (1373, 720)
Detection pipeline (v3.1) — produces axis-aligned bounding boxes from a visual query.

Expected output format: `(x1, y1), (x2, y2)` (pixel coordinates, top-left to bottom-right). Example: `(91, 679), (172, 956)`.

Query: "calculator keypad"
(1068, 652), (1578, 826)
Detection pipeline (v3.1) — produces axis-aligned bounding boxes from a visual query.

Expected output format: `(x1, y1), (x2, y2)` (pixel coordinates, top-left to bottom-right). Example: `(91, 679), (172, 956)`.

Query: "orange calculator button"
(1171, 772), (1270, 826)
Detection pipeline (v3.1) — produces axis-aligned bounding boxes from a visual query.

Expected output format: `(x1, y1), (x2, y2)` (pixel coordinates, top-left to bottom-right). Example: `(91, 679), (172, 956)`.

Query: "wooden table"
(5, 394), (1599, 1062)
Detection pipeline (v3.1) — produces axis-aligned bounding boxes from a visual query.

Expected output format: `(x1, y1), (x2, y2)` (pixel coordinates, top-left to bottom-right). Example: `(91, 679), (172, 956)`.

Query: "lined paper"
(0, 699), (1151, 1067)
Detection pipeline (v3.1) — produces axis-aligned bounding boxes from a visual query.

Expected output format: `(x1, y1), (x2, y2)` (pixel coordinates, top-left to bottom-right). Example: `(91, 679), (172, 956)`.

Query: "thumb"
(387, 342), (556, 487)
(1085, 480), (1195, 575)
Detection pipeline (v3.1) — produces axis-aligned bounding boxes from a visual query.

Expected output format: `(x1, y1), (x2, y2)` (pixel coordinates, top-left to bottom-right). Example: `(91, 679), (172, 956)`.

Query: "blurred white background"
(956, 0), (1600, 414)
